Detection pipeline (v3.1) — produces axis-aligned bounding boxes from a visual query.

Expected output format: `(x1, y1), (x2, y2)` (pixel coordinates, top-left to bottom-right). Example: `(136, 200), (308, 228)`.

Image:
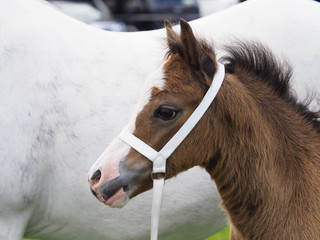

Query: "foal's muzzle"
(99, 176), (128, 201)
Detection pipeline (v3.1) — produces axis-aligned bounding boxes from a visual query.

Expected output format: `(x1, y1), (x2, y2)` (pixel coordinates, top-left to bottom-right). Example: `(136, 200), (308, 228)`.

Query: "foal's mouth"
(99, 176), (128, 201)
(92, 176), (132, 207)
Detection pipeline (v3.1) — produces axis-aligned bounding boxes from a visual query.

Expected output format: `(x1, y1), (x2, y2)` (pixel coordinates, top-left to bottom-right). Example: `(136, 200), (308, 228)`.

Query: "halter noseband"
(119, 62), (225, 240)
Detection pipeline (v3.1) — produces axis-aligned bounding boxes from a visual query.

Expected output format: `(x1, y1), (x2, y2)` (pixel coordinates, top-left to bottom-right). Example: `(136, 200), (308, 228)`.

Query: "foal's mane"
(164, 20), (320, 132)
(221, 40), (320, 132)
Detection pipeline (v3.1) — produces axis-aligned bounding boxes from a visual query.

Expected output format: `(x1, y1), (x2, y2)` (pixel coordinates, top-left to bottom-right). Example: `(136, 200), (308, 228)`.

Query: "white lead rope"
(119, 63), (225, 240)
(151, 178), (165, 240)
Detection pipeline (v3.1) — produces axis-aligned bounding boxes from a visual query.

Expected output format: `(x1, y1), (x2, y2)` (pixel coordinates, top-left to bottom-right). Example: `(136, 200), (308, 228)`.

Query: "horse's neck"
(207, 74), (320, 239)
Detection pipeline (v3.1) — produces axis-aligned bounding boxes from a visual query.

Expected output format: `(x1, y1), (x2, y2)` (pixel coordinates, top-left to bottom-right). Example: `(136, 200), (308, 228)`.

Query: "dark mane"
(221, 40), (320, 132)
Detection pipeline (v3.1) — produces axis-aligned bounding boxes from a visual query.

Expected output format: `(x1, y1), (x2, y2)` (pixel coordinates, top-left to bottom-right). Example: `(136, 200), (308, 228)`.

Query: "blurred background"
(47, 0), (246, 31)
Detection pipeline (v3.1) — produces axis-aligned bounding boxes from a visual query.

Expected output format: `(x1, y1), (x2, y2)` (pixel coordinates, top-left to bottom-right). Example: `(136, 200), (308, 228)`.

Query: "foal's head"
(89, 20), (221, 207)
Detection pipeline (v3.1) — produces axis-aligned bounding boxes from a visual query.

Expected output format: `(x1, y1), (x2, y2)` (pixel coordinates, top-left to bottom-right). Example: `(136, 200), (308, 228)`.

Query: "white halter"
(119, 63), (225, 240)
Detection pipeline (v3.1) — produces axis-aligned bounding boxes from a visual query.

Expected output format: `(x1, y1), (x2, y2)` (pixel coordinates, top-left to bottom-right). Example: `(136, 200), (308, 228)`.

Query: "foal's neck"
(206, 73), (320, 239)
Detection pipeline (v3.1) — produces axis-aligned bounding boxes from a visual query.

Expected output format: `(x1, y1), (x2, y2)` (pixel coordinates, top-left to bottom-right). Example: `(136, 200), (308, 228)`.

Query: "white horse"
(0, 0), (319, 240)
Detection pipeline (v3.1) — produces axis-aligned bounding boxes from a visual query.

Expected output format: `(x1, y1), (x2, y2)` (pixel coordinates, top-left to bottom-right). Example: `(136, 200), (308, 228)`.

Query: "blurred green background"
(24, 226), (229, 240)
(206, 226), (229, 240)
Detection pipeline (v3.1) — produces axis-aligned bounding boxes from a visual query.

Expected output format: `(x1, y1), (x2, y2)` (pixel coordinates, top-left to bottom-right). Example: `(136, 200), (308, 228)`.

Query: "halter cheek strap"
(119, 63), (225, 240)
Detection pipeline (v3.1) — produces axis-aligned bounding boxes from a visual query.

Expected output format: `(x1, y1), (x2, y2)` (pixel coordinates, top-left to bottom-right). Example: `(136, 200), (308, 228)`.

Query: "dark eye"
(154, 106), (178, 121)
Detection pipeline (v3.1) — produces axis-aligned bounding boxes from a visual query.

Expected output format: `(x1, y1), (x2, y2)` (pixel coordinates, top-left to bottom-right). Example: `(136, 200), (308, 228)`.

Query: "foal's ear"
(179, 19), (216, 80)
(165, 20), (181, 56)
(179, 19), (201, 71)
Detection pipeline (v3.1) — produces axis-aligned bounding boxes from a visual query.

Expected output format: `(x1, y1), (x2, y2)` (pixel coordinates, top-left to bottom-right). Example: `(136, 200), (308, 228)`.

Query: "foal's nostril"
(91, 169), (101, 181)
(89, 169), (102, 198)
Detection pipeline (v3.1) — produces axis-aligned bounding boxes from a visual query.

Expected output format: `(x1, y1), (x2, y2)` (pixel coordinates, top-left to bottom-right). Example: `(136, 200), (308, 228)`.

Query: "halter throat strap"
(119, 62), (225, 174)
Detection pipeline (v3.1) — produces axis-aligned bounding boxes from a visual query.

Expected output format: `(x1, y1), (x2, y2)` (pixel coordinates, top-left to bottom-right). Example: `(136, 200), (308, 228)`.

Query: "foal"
(90, 20), (320, 239)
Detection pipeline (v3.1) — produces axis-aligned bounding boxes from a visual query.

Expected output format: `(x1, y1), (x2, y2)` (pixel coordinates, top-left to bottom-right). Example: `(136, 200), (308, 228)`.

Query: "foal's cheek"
(120, 151), (155, 196)
(121, 150), (153, 173)
(129, 178), (154, 199)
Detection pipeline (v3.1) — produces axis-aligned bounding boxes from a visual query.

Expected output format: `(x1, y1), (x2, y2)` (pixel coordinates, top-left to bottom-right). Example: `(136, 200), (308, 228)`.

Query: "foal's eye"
(154, 107), (178, 121)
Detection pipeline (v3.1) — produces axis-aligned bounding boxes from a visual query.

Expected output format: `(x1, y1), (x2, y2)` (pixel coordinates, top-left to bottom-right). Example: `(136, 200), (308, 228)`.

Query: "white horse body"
(0, 0), (319, 239)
